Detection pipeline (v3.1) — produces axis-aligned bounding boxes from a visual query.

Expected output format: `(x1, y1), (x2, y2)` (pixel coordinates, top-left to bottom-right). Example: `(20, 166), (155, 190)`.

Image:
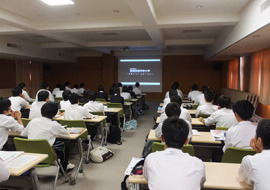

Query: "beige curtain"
(227, 58), (239, 90)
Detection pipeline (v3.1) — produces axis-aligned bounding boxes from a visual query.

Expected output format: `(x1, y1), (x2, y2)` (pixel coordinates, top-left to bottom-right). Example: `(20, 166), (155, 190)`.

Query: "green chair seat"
(222, 147), (256, 163)
(216, 127), (229, 131)
(22, 118), (31, 126)
(151, 142), (195, 156)
(197, 114), (210, 118)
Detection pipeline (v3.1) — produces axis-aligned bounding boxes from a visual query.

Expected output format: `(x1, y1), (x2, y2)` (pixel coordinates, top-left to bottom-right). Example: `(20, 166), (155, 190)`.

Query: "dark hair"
(56, 84), (61, 88)
(65, 82), (70, 86)
(172, 82), (179, 89)
(12, 87), (22, 96)
(98, 85), (104, 92)
(62, 90), (71, 101)
(218, 95), (231, 109)
(122, 86), (128, 92)
(74, 84), (79, 88)
(128, 86), (133, 92)
(38, 91), (49, 101)
(256, 119), (270, 149)
(111, 83), (117, 88)
(82, 89), (90, 103)
(170, 95), (182, 106)
(18, 82), (26, 89)
(41, 82), (49, 89)
(204, 90), (215, 102)
(59, 85), (65, 91)
(232, 100), (254, 120)
(80, 83), (85, 88)
(201, 86), (209, 93)
(162, 117), (189, 149)
(0, 97), (11, 114)
(191, 84), (198, 91)
(41, 102), (58, 119)
(89, 90), (97, 101)
(69, 93), (79, 104)
(165, 102), (181, 118)
(135, 82), (140, 87)
(118, 82), (122, 87)
(114, 88), (121, 96)
(169, 89), (178, 98)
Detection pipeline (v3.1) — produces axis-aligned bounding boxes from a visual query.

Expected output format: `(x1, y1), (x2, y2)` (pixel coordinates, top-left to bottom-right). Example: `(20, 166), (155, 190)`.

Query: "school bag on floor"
(124, 119), (137, 130)
(90, 146), (114, 163)
(107, 124), (121, 144)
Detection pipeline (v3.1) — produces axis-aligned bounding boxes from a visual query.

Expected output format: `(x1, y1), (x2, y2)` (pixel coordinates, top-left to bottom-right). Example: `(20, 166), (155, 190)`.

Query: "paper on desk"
(210, 130), (226, 141)
(125, 157), (144, 175)
(0, 151), (24, 163)
(7, 155), (38, 168)
(192, 129), (201, 136)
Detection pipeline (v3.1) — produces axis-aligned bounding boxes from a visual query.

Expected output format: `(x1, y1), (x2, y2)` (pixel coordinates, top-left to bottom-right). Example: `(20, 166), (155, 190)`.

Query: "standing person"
(9, 87), (29, 111)
(239, 119), (270, 190)
(144, 117), (205, 190)
(35, 82), (54, 102)
(18, 82), (35, 102)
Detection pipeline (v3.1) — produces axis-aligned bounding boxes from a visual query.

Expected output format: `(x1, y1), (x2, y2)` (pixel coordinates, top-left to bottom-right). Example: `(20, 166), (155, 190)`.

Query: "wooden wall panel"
(0, 59), (16, 89)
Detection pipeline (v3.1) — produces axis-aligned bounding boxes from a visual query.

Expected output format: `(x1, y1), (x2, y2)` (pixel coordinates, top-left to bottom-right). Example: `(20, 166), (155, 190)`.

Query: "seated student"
(0, 97), (24, 150)
(52, 84), (61, 96)
(110, 88), (124, 106)
(96, 85), (108, 101)
(18, 82), (34, 102)
(65, 81), (71, 90)
(109, 83), (117, 96)
(35, 82), (54, 102)
(128, 86), (136, 98)
(0, 157), (9, 182)
(195, 90), (218, 117)
(120, 86), (131, 100)
(160, 95), (192, 123)
(164, 82), (183, 99)
(70, 84), (80, 95)
(79, 89), (90, 104)
(84, 90), (104, 112)
(29, 91), (49, 119)
(163, 89), (178, 107)
(194, 86), (209, 105)
(9, 87), (29, 111)
(60, 90), (71, 110)
(55, 84), (65, 98)
(78, 83), (85, 96)
(238, 119), (270, 190)
(21, 102), (73, 172)
(64, 93), (93, 120)
(156, 102), (192, 140)
(223, 100), (256, 152)
(188, 83), (203, 101)
(199, 95), (238, 128)
(118, 82), (123, 93)
(133, 82), (142, 95)
(144, 117), (206, 190)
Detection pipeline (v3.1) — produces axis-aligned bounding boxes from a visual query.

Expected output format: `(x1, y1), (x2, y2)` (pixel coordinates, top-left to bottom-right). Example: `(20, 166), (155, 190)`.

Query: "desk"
(128, 162), (252, 190)
(124, 102), (134, 120)
(188, 109), (196, 117)
(156, 117), (203, 125)
(0, 152), (48, 190)
(104, 107), (123, 129)
(159, 103), (164, 107)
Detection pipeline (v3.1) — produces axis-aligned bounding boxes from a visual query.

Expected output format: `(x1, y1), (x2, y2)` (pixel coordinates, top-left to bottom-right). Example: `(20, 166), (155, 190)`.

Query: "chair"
(14, 137), (68, 190)
(106, 103), (126, 130)
(90, 111), (108, 146)
(96, 98), (106, 102)
(151, 142), (195, 156)
(54, 97), (63, 103)
(216, 127), (229, 131)
(222, 147), (256, 163)
(22, 118), (31, 126)
(192, 104), (199, 109)
(58, 109), (65, 113)
(59, 120), (92, 164)
(197, 114), (210, 118)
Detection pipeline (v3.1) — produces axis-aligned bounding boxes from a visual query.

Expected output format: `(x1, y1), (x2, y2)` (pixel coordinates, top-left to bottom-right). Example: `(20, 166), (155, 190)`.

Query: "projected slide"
(118, 59), (162, 92)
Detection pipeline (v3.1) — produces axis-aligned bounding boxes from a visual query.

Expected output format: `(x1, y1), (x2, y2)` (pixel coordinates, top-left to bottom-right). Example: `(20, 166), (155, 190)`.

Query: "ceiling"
(0, 0), (268, 62)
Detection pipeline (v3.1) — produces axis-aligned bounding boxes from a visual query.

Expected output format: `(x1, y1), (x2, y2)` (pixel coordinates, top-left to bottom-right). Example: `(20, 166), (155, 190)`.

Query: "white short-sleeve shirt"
(60, 100), (71, 110)
(239, 150), (270, 190)
(35, 89), (54, 102)
(29, 101), (46, 119)
(83, 101), (104, 112)
(64, 104), (92, 120)
(133, 87), (141, 95)
(195, 94), (206, 105)
(120, 92), (131, 100)
(9, 96), (29, 111)
(188, 90), (203, 101)
(195, 103), (218, 117)
(144, 148), (206, 190)
(22, 90), (34, 102)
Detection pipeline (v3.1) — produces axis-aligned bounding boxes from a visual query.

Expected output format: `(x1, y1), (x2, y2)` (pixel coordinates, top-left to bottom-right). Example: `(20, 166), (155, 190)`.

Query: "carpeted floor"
(39, 101), (159, 190)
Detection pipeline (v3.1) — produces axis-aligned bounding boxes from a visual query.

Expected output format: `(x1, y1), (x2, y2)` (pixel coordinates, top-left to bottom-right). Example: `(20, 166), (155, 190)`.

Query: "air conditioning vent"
(7, 43), (21, 49)
(101, 32), (119, 36)
(183, 29), (201, 34)
(261, 0), (270, 12)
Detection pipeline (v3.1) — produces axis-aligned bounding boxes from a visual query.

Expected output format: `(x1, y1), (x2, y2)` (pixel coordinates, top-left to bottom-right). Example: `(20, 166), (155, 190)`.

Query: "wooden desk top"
(156, 117), (203, 126)
(54, 115), (107, 123)
(128, 162), (252, 189)
(130, 99), (138, 102)
(104, 107), (122, 113)
(188, 109), (196, 115)
(159, 103), (164, 107)
(124, 102), (133, 106)
(148, 130), (221, 145)
(8, 153), (48, 176)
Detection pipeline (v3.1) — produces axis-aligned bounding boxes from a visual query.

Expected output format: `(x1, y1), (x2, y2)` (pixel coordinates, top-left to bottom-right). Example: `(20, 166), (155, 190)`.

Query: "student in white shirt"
(194, 86), (209, 106)
(9, 87), (29, 111)
(65, 81), (71, 91)
(145, 117), (206, 190)
(199, 95), (238, 128)
(84, 90), (104, 112)
(29, 91), (49, 119)
(188, 84), (203, 101)
(0, 97), (24, 150)
(239, 119), (270, 190)
(22, 102), (73, 172)
(118, 82), (123, 93)
(120, 86), (131, 100)
(55, 84), (65, 98)
(60, 90), (71, 110)
(78, 83), (85, 96)
(164, 82), (183, 99)
(156, 102), (192, 139)
(0, 158), (9, 182)
(18, 82), (35, 102)
(162, 89), (178, 109)
(64, 93), (93, 120)
(160, 95), (192, 123)
(195, 90), (218, 117)
(52, 84), (61, 96)
(70, 84), (80, 95)
(35, 82), (54, 102)
(133, 82), (142, 95)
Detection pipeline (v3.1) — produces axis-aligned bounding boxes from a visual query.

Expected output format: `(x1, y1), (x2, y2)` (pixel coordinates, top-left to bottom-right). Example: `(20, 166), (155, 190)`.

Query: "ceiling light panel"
(40, 0), (74, 6)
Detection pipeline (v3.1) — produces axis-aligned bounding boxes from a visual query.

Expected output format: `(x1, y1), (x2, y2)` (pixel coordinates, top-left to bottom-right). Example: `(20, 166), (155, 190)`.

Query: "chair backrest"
(106, 103), (124, 116)
(54, 97), (63, 102)
(22, 118), (31, 126)
(151, 142), (195, 156)
(197, 114), (210, 118)
(59, 120), (87, 139)
(216, 127), (229, 131)
(14, 137), (55, 165)
(58, 109), (65, 113)
(96, 98), (106, 102)
(192, 104), (199, 109)
(222, 147), (256, 163)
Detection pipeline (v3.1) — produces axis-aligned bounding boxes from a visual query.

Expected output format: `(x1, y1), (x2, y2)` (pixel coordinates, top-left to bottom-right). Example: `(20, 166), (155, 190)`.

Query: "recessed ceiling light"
(113, 10), (120, 13)
(196, 5), (203, 8)
(40, 0), (74, 6)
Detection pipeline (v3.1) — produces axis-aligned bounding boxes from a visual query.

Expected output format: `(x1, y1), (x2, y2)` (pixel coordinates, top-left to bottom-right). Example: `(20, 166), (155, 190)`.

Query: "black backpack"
(107, 124), (121, 144)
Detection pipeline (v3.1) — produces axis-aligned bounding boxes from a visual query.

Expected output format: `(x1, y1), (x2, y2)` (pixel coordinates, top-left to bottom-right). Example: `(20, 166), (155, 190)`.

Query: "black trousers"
(53, 141), (69, 171)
